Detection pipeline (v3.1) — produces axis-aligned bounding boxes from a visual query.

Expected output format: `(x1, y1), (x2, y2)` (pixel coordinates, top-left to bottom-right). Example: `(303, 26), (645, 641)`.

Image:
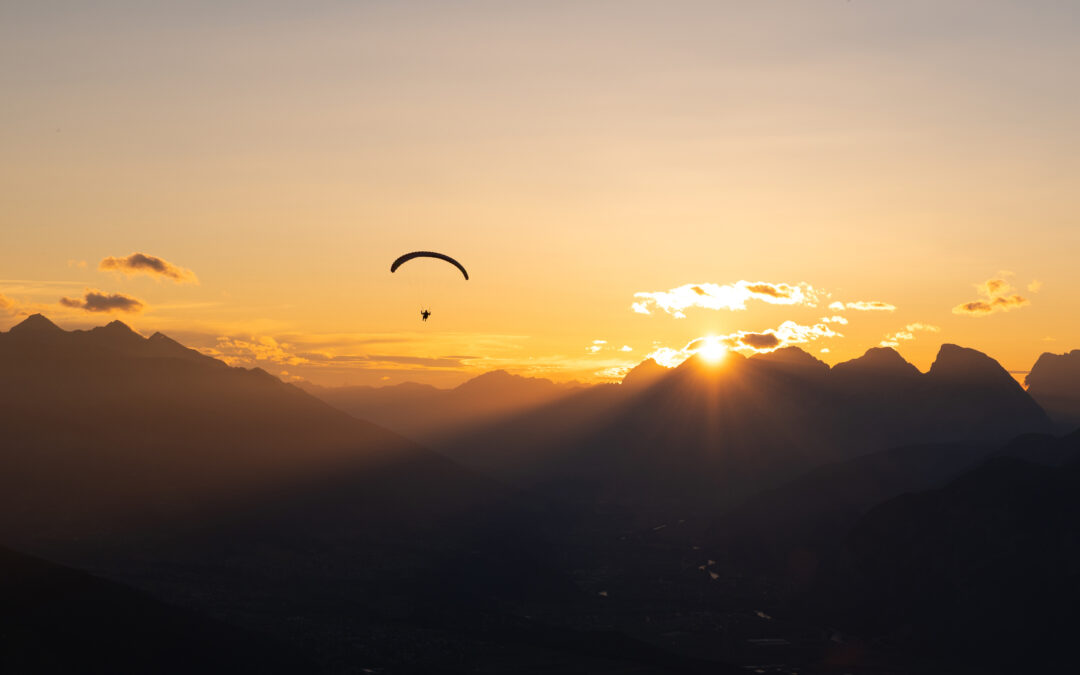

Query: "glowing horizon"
(3, 2), (1079, 386)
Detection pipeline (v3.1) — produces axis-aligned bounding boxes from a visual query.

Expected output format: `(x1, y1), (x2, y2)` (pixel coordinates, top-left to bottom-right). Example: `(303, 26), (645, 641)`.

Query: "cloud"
(738, 332), (781, 350)
(205, 334), (476, 370)
(619, 345), (633, 352)
(821, 315), (848, 325)
(632, 281), (820, 316)
(0, 293), (20, 317)
(643, 320), (840, 367)
(1028, 280), (1043, 292)
(59, 289), (144, 313)
(99, 253), (198, 284)
(953, 277), (1029, 316)
(879, 322), (940, 347)
(830, 300), (896, 312)
(595, 365), (635, 381)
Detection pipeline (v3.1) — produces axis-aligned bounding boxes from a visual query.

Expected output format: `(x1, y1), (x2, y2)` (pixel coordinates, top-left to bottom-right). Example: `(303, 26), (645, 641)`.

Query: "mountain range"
(3, 313), (1079, 673)
(299, 370), (583, 443)
(403, 345), (1053, 508)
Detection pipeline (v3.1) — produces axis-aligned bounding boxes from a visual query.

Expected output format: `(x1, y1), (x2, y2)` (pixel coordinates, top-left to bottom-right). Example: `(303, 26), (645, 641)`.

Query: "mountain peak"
(928, 344), (1011, 382)
(99, 319), (139, 335)
(1025, 349), (1080, 427)
(8, 313), (63, 336)
(455, 369), (556, 394)
(750, 346), (828, 372)
(621, 358), (670, 389)
(833, 346), (921, 377)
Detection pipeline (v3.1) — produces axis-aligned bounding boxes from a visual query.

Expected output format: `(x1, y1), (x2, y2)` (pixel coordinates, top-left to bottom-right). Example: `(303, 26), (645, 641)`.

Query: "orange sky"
(3, 1), (1079, 386)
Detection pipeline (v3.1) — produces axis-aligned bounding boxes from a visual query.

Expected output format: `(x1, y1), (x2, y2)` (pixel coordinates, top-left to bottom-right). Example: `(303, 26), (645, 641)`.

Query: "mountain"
(434, 344), (1052, 509)
(302, 369), (583, 443)
(0, 315), (567, 670)
(0, 315), (500, 544)
(1, 316), (734, 673)
(1026, 348), (1080, 428)
(0, 544), (310, 674)
(818, 454), (1080, 672)
(706, 440), (994, 579)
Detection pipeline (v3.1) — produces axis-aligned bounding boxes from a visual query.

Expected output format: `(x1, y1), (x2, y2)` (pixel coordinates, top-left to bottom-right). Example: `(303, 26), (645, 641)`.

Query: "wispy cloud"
(632, 281), (820, 317)
(100, 253), (198, 284)
(205, 335), (477, 371)
(953, 277), (1030, 316)
(828, 300), (896, 312)
(59, 289), (144, 313)
(0, 294), (18, 316)
(879, 322), (940, 347)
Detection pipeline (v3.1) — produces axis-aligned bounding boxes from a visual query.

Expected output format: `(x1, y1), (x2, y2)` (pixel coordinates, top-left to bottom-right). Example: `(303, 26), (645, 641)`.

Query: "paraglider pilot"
(420, 309), (432, 322)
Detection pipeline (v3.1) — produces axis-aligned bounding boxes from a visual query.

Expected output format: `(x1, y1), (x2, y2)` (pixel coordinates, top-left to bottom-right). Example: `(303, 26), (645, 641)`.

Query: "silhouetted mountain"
(2, 316), (731, 673)
(303, 369), (583, 442)
(994, 426), (1080, 465)
(0, 314), (499, 544)
(436, 344), (1051, 509)
(707, 440), (994, 579)
(1026, 348), (1080, 428)
(621, 358), (671, 390)
(750, 345), (830, 374)
(819, 455), (1080, 672)
(0, 545), (310, 674)
(7, 312), (64, 336)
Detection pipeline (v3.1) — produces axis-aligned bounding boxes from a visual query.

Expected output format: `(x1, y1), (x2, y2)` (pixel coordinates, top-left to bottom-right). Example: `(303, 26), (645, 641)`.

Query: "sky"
(2, 1), (1079, 386)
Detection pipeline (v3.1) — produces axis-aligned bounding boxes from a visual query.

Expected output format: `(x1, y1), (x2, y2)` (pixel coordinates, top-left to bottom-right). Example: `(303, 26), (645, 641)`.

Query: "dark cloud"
(99, 253), (197, 284)
(738, 332), (782, 349)
(60, 289), (144, 313)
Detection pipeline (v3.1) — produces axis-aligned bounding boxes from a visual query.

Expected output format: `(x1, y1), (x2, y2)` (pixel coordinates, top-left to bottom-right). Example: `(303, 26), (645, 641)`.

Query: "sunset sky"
(3, 1), (1079, 386)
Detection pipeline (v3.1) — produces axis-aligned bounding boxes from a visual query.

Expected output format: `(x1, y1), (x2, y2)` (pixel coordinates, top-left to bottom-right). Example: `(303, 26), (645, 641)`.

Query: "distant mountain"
(1026, 349), (1080, 428)
(0, 544), (310, 674)
(819, 453), (1080, 672)
(0, 315), (586, 671)
(435, 344), (1052, 508)
(302, 369), (583, 442)
(0, 314), (501, 545)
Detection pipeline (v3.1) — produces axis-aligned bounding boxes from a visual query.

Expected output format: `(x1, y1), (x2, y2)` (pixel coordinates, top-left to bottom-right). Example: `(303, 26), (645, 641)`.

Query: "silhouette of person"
(420, 309), (431, 322)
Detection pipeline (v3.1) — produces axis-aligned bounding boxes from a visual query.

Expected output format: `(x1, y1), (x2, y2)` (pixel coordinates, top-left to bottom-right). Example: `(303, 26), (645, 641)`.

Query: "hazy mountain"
(435, 344), (1051, 508)
(0, 316), (542, 667)
(302, 369), (583, 443)
(0, 314), (501, 546)
(706, 440), (994, 578)
(819, 452), (1080, 672)
(1026, 348), (1080, 428)
(1, 315), (725, 673)
(0, 544), (310, 674)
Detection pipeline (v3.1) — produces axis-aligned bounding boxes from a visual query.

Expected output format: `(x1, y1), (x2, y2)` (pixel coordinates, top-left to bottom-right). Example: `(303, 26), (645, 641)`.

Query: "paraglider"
(390, 251), (468, 280)
(390, 251), (468, 321)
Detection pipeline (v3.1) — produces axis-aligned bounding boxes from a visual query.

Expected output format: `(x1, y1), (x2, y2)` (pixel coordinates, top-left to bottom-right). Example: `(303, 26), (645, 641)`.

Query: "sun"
(696, 337), (727, 364)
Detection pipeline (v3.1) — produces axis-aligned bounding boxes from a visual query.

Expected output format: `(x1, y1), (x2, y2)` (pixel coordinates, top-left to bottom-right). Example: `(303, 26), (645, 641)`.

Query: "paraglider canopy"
(390, 251), (468, 280)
